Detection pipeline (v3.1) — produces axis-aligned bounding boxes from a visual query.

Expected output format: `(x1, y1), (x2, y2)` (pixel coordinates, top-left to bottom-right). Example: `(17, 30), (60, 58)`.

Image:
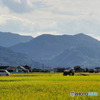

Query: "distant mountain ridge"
(0, 31), (33, 47)
(48, 46), (100, 67)
(0, 46), (42, 68)
(9, 33), (100, 68)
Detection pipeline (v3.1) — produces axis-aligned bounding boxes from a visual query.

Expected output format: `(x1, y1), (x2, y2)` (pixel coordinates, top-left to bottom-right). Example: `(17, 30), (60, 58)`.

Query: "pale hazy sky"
(0, 0), (100, 40)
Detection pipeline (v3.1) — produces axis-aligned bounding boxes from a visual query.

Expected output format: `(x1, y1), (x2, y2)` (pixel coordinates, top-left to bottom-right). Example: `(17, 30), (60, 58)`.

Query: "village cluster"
(0, 65), (100, 74)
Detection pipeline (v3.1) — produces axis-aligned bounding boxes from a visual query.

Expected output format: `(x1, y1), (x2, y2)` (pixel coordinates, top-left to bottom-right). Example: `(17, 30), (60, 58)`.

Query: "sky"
(1, 0), (100, 40)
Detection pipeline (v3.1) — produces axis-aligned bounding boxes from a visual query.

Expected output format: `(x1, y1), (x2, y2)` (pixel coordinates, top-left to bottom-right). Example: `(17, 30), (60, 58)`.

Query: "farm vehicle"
(63, 68), (75, 76)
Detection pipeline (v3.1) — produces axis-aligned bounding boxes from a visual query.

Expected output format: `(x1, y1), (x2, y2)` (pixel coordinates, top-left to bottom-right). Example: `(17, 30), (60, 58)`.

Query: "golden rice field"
(0, 72), (100, 100)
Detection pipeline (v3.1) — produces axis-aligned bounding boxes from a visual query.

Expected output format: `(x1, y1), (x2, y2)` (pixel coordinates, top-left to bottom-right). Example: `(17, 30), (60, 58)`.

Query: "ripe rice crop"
(0, 73), (99, 100)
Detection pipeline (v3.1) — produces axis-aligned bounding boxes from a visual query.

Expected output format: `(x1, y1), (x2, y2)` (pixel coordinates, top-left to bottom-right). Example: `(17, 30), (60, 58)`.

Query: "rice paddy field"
(0, 72), (100, 100)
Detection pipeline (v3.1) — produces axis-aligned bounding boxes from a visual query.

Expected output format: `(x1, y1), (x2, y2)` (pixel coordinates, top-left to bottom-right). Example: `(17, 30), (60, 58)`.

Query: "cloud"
(0, 15), (57, 37)
(0, 15), (35, 33)
(0, 6), (9, 15)
(38, 0), (100, 16)
(2, 0), (34, 13)
(2, 0), (100, 15)
(1, 14), (100, 38)
(1, 0), (100, 40)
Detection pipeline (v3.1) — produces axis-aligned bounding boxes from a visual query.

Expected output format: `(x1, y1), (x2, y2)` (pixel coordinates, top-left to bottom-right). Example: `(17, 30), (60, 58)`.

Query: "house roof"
(0, 66), (9, 69)
(95, 67), (100, 69)
(54, 67), (65, 69)
(6, 67), (18, 70)
(23, 65), (31, 69)
(17, 66), (28, 71)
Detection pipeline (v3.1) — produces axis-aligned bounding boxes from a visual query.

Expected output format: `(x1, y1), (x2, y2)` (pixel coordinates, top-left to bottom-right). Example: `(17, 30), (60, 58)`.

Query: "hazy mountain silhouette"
(10, 33), (100, 67)
(0, 31), (33, 47)
(0, 46), (42, 68)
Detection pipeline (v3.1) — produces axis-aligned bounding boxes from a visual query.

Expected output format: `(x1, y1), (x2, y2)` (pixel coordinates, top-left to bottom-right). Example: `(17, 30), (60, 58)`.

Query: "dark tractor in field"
(63, 68), (75, 76)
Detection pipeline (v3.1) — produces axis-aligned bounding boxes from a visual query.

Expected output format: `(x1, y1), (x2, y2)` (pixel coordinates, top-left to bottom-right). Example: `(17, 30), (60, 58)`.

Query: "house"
(95, 67), (100, 72)
(0, 66), (9, 69)
(89, 68), (97, 73)
(6, 67), (18, 72)
(32, 68), (43, 72)
(0, 66), (18, 72)
(74, 66), (84, 72)
(23, 65), (32, 72)
(54, 67), (65, 72)
(17, 66), (29, 73)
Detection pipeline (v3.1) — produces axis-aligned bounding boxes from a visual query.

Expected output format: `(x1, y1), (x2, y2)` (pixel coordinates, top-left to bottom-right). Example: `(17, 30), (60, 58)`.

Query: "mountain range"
(0, 31), (33, 47)
(9, 33), (100, 68)
(0, 46), (43, 68)
(0, 32), (49, 68)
